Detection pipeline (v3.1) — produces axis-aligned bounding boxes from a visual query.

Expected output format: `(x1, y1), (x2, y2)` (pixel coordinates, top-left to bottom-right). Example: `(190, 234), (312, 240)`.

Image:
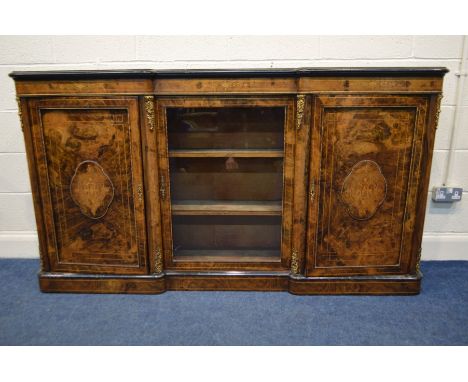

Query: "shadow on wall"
(429, 201), (458, 213)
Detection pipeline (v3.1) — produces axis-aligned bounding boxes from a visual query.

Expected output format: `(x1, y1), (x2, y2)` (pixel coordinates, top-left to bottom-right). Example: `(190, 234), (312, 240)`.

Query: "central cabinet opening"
(157, 98), (295, 270)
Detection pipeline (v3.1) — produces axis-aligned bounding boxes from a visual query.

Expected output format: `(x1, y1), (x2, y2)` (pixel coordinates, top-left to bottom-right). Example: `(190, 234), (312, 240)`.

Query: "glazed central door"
(156, 97), (295, 270)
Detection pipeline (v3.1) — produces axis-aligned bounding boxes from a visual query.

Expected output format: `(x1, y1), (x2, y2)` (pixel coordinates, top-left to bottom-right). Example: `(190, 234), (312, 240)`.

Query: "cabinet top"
(9, 67), (449, 80)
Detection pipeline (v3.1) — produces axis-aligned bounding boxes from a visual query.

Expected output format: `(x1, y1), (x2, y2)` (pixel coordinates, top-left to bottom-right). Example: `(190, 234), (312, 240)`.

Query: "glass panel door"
(158, 99), (294, 269)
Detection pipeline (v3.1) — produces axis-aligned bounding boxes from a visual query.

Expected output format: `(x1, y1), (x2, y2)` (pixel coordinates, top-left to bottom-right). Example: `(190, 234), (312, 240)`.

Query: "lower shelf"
(173, 249), (281, 263)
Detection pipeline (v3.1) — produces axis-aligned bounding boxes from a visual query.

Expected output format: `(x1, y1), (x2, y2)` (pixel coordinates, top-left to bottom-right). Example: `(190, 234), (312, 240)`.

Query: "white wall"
(1, 35), (467, 260)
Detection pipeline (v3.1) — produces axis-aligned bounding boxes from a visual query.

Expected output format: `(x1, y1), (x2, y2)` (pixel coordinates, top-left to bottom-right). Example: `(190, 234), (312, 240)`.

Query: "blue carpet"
(0, 259), (467, 345)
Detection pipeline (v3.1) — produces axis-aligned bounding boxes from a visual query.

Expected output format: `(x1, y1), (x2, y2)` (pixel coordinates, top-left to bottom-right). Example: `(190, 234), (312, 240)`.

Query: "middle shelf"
(168, 149), (284, 158)
(171, 200), (282, 216)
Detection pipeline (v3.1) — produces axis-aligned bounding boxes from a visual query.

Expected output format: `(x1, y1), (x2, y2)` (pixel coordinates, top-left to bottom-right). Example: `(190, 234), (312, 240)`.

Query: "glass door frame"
(155, 96), (296, 271)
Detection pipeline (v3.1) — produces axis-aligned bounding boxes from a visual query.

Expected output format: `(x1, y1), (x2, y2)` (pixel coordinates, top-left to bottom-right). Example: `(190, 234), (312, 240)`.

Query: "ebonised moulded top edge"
(9, 67), (449, 80)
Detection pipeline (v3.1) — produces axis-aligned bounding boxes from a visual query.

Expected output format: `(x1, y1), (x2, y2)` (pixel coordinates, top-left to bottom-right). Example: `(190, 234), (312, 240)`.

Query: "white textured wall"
(0, 35), (467, 260)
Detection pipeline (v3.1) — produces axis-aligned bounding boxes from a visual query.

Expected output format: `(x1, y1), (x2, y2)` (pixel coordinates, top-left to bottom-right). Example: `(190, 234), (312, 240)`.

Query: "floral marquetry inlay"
(341, 160), (387, 221)
(70, 160), (114, 219)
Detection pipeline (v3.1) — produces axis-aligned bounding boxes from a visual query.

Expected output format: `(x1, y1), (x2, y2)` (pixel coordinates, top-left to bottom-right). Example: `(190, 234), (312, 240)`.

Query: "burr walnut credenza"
(10, 68), (447, 294)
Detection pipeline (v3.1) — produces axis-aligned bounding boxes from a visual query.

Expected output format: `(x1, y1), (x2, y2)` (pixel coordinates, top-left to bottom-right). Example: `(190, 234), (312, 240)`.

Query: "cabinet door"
(28, 97), (147, 274)
(155, 97), (295, 271)
(307, 95), (429, 276)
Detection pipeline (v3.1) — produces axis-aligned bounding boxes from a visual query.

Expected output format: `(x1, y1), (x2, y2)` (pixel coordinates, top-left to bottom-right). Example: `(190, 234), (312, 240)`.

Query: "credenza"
(10, 68), (447, 294)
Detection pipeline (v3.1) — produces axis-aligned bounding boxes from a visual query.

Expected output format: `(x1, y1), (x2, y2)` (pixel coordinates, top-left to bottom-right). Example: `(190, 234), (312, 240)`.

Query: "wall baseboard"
(0, 231), (39, 258)
(0, 232), (467, 261)
(421, 233), (468, 261)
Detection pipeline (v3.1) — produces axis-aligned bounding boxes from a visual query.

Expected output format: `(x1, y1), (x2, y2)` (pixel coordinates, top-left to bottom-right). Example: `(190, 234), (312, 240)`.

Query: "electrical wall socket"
(432, 187), (463, 203)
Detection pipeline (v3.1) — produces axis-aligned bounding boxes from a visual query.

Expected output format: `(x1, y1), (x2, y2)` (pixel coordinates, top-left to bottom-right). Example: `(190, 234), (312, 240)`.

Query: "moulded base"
(38, 271), (422, 295)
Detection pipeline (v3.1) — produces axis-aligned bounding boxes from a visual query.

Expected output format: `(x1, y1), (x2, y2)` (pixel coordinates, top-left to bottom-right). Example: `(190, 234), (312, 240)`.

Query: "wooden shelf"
(173, 249), (281, 263)
(168, 149), (284, 158)
(171, 200), (282, 216)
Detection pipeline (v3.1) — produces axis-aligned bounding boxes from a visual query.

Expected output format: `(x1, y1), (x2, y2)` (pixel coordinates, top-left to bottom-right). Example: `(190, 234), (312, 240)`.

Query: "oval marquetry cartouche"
(70, 160), (114, 219)
(341, 160), (387, 221)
